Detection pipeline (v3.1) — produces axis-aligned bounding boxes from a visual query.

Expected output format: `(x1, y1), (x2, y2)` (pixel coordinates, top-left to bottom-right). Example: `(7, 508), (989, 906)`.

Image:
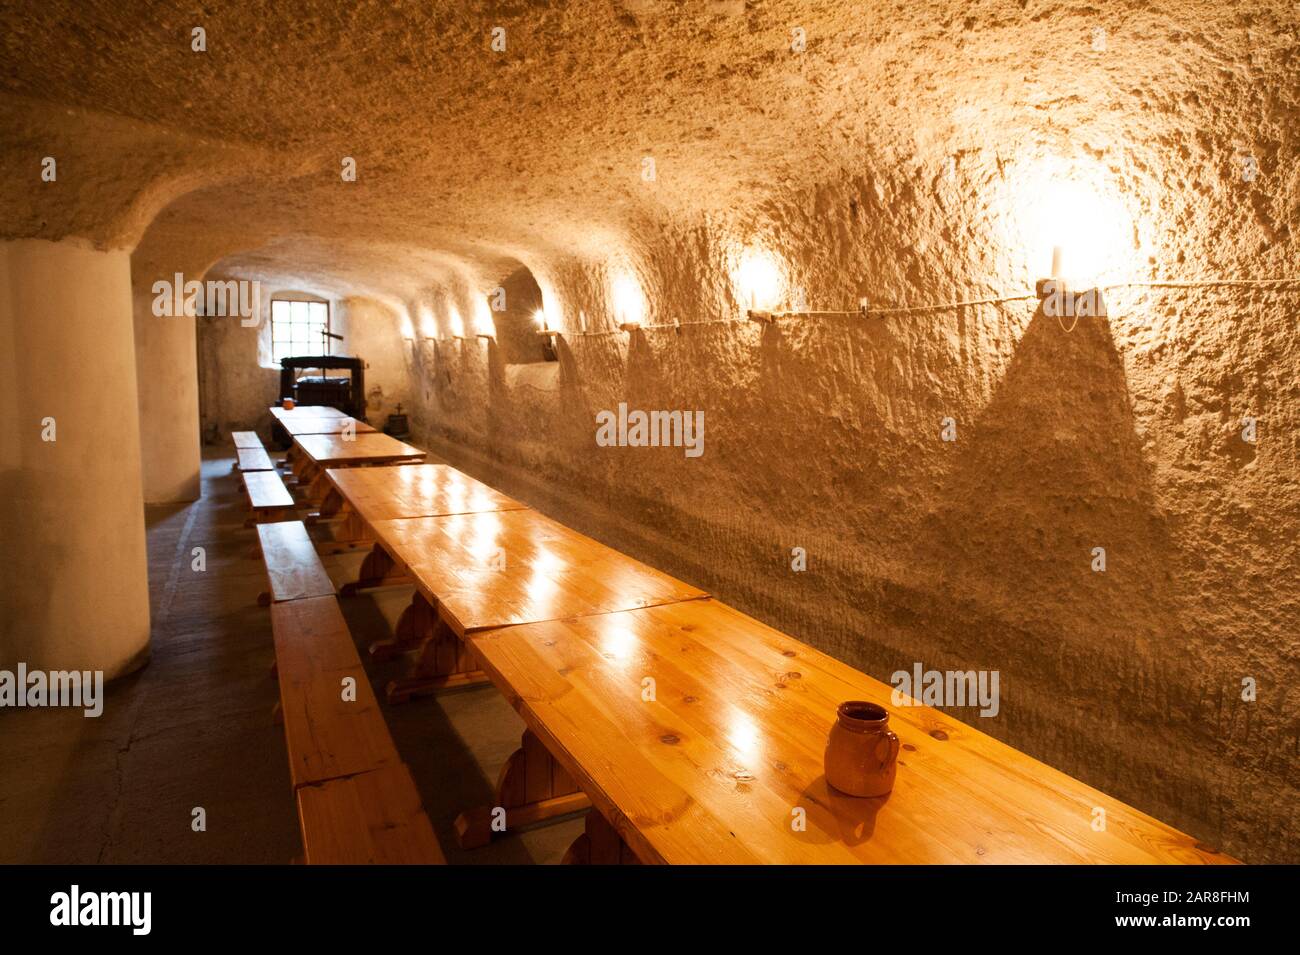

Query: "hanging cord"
(555, 278), (1300, 338)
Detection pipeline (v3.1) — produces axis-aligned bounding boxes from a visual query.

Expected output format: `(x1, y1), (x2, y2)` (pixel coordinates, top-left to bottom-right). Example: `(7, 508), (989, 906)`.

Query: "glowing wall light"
(473, 299), (495, 339)
(448, 307), (465, 339)
(1006, 158), (1134, 289)
(399, 312), (415, 341)
(534, 308), (558, 360)
(417, 305), (437, 339)
(733, 247), (784, 312)
(610, 269), (645, 328)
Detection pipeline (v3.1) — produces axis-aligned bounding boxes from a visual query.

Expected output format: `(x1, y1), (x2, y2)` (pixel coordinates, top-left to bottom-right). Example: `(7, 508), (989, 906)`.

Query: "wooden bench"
(268, 595), (444, 864)
(296, 764), (446, 864)
(242, 469), (296, 525)
(237, 447), (275, 472)
(255, 521), (336, 605)
(232, 430), (263, 449)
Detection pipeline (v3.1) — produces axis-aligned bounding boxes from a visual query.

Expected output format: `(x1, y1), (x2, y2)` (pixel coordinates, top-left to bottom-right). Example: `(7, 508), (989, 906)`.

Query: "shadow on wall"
(898, 305), (1260, 856)
(924, 305), (1180, 653)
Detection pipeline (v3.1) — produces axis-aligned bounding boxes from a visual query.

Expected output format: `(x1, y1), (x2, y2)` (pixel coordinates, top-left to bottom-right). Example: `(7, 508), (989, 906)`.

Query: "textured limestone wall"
(404, 214), (1299, 864)
(195, 285), (280, 441)
(336, 296), (411, 427)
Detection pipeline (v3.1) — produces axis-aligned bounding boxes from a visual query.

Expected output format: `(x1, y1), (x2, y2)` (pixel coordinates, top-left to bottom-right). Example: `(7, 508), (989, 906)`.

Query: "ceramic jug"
(824, 701), (900, 797)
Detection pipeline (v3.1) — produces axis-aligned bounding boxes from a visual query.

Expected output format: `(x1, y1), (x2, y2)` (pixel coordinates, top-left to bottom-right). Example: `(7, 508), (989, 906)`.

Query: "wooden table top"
(468, 599), (1235, 866)
(280, 416), (377, 437)
(270, 405), (346, 419)
(370, 508), (707, 635)
(325, 464), (527, 524)
(295, 432), (425, 467)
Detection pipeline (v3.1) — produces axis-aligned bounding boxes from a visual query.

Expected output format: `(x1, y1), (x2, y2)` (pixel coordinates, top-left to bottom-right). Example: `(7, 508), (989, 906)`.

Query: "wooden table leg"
(311, 510), (374, 554)
(340, 542), (410, 596)
(384, 609), (489, 702)
(454, 729), (591, 849)
(305, 486), (345, 526)
(318, 485), (345, 518)
(303, 471), (331, 506)
(368, 591), (432, 660)
(562, 806), (641, 865)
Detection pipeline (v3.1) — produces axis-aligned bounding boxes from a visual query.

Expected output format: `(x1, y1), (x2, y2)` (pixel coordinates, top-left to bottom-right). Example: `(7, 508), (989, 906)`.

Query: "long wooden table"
(319, 463), (529, 584)
(467, 598), (1236, 865)
(270, 404), (346, 421)
(355, 504), (709, 843)
(280, 416), (377, 437)
(371, 508), (706, 638)
(364, 507), (707, 698)
(324, 463), (526, 531)
(290, 433), (425, 503)
(304, 460), (1233, 865)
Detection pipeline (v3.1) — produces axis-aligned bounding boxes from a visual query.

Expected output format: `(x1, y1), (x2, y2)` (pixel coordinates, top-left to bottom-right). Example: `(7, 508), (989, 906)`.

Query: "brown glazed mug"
(824, 701), (900, 797)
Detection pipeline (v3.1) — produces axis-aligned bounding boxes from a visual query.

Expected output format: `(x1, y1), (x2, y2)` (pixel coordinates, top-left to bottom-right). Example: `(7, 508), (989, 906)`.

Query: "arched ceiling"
(2, 0), (1296, 308)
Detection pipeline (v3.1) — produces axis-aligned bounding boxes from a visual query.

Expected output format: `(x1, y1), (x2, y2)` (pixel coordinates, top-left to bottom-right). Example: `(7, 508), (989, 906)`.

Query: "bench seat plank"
(243, 469), (295, 510)
(232, 430), (263, 450)
(256, 521), (335, 602)
(296, 764), (446, 865)
(271, 597), (401, 789)
(237, 447), (275, 472)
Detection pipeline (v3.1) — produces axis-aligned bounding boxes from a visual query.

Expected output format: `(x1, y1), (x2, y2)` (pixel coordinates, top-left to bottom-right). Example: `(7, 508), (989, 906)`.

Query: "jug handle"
(875, 730), (900, 767)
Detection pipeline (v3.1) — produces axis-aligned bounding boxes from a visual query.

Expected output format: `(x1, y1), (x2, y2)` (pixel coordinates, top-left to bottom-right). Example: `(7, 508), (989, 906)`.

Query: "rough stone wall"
(338, 296), (412, 427)
(405, 216), (1299, 865)
(195, 286), (280, 440)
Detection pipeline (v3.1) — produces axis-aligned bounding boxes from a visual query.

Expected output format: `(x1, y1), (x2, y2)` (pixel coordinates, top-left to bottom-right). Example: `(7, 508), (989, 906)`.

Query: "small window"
(270, 299), (330, 364)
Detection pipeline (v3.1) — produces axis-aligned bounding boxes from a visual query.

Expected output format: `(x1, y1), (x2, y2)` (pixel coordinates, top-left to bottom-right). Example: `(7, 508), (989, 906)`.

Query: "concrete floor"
(0, 450), (584, 863)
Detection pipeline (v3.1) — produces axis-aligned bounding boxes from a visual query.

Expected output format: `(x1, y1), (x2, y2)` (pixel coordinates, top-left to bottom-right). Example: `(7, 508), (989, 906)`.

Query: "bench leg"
(384, 611), (489, 703)
(340, 543), (411, 597)
(454, 729), (591, 849)
(562, 806), (641, 865)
